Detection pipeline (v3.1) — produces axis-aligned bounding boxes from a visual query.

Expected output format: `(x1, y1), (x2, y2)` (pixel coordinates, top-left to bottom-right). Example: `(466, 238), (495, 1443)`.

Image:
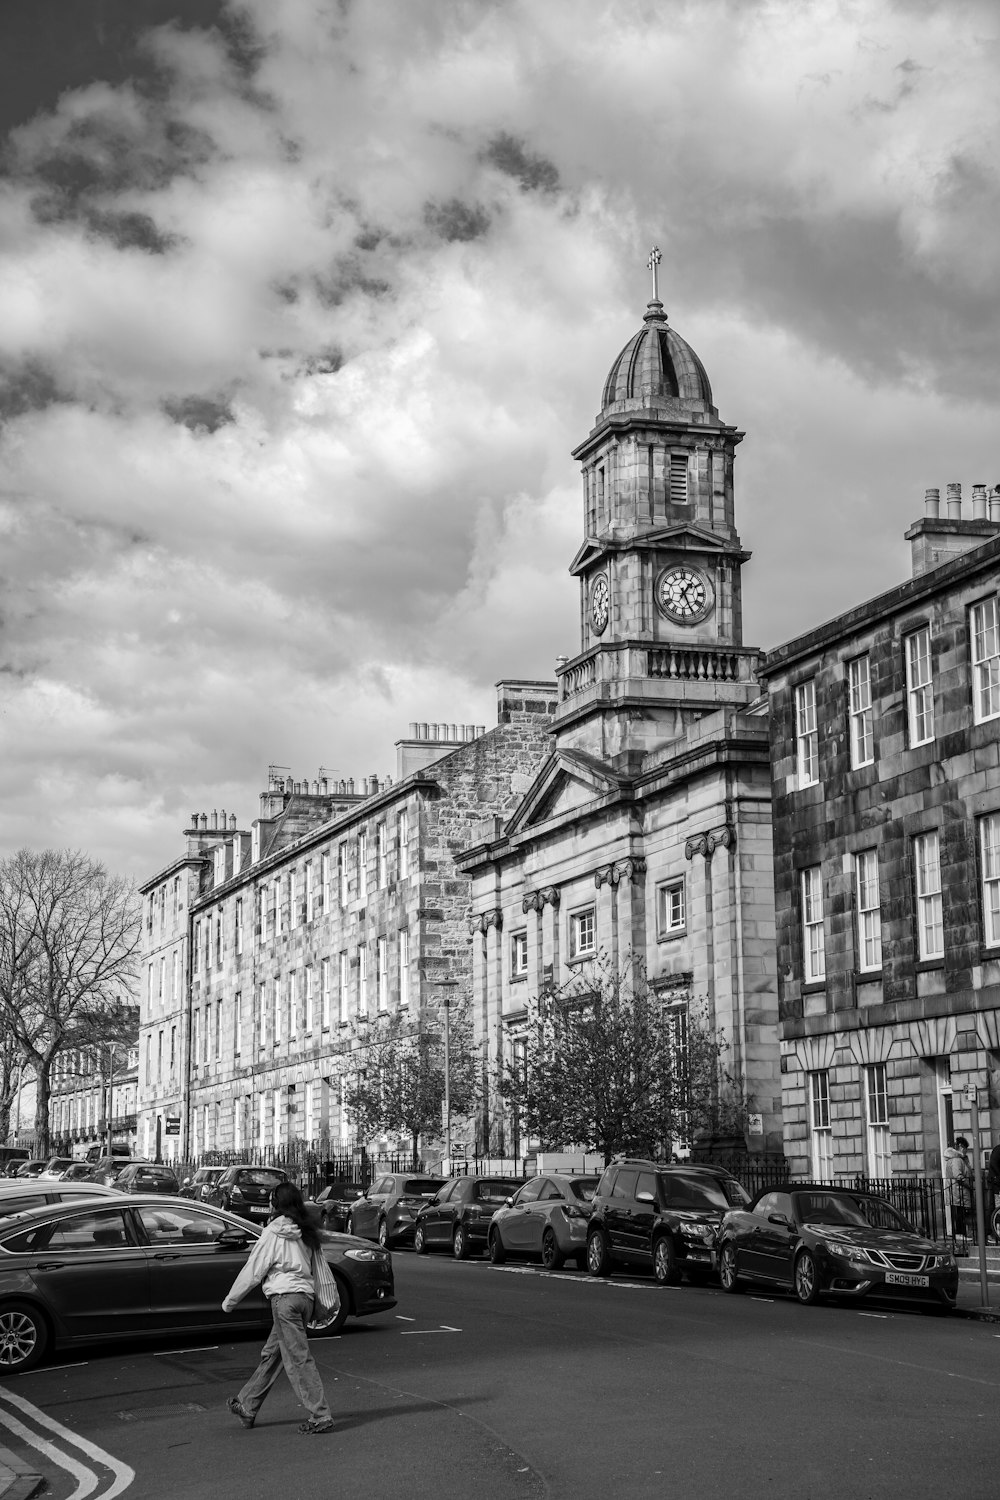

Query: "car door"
(604, 1168), (639, 1255)
(735, 1192), (775, 1276)
(356, 1177), (392, 1238)
(421, 1182), (456, 1243)
(753, 1191), (797, 1281)
(16, 1203), (151, 1338)
(630, 1171), (659, 1260)
(134, 1202), (269, 1329)
(503, 1179), (545, 1252)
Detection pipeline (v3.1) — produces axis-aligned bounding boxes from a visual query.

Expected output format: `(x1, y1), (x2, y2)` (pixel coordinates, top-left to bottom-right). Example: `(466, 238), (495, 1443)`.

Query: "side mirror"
(636, 1191), (656, 1205)
(504, 1196), (514, 1208)
(217, 1228), (251, 1248)
(768, 1213), (792, 1229)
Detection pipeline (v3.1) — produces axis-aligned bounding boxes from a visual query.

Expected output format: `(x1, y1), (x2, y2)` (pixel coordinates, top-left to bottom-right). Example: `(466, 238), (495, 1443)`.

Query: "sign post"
(965, 1083), (990, 1309)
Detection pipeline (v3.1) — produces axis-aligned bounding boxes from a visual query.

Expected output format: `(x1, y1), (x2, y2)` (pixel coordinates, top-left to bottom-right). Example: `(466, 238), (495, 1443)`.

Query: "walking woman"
(222, 1181), (335, 1434)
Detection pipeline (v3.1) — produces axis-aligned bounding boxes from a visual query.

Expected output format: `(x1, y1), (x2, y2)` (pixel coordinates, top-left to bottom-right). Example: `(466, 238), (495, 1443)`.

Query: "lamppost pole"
(443, 994), (451, 1168)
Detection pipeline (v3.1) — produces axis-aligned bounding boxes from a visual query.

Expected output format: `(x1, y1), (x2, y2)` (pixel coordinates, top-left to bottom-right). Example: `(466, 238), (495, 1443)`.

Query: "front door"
(134, 1203), (269, 1329)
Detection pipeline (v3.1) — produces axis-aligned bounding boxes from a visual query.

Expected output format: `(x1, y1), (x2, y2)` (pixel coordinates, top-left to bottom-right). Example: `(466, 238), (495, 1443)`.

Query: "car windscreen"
(402, 1180), (444, 1197)
(662, 1174), (749, 1211)
(793, 1192), (874, 1227)
(568, 1178), (599, 1202)
(475, 1180), (521, 1202)
(0, 1194), (45, 1215)
(237, 1170), (286, 1187)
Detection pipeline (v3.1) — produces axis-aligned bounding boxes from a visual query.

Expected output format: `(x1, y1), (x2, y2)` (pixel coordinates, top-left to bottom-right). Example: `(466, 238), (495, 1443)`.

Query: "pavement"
(0, 1445), (42, 1500)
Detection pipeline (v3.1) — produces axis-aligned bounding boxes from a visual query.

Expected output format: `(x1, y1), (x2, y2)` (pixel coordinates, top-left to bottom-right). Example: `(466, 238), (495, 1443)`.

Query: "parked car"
(0, 1182), (119, 1219)
(715, 1184), (959, 1311)
(113, 1163), (181, 1195)
(0, 1149), (30, 1176)
(308, 1183), (365, 1233)
(88, 1157), (148, 1186)
(413, 1177), (525, 1259)
(204, 1165), (291, 1223)
(84, 1143), (131, 1164)
(58, 1163), (97, 1182)
(0, 1194), (396, 1373)
(37, 1158), (75, 1180)
(489, 1175), (600, 1270)
(586, 1159), (751, 1284)
(179, 1166), (226, 1202)
(14, 1162), (50, 1180)
(345, 1173), (447, 1247)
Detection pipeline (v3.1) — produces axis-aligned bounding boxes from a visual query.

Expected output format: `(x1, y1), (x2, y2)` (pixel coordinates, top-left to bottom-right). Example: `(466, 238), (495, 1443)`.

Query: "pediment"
(569, 524), (748, 576)
(504, 750), (629, 835)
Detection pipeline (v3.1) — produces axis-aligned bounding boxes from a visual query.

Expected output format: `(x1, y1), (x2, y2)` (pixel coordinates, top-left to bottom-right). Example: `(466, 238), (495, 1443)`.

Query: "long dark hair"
(271, 1181), (320, 1252)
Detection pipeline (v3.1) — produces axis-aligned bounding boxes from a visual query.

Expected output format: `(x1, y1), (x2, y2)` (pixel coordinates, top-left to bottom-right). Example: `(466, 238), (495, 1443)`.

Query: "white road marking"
(152, 1346), (218, 1356)
(857, 1313), (888, 1320)
(399, 1328), (462, 1335)
(0, 1386), (134, 1498)
(440, 1325), (462, 1331)
(395, 1315), (416, 1321)
(17, 1362), (89, 1374)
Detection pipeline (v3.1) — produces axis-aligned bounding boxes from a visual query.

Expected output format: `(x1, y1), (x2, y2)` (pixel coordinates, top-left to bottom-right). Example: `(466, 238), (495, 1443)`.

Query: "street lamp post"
(443, 994), (451, 1168)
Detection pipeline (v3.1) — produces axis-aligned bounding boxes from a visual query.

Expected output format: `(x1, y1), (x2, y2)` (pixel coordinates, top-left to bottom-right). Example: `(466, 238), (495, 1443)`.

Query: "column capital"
(684, 825), (735, 861)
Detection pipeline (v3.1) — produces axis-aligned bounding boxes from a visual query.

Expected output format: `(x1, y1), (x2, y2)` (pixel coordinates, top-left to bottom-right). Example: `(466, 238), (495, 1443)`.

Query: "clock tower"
(555, 251), (762, 763)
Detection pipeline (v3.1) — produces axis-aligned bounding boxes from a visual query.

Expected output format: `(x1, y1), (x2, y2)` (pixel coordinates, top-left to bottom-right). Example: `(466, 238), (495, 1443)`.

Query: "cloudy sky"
(1, 0), (999, 879)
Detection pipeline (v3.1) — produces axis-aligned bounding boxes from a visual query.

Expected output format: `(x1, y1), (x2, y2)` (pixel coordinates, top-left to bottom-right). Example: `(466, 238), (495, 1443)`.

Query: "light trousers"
(238, 1292), (332, 1423)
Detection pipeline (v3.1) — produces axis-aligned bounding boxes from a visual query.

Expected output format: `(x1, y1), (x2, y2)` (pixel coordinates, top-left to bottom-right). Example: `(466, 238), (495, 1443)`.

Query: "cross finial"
(647, 245), (662, 303)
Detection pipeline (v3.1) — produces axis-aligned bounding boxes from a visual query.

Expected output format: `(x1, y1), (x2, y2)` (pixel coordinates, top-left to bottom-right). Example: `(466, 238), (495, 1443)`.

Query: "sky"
(1, 0), (999, 880)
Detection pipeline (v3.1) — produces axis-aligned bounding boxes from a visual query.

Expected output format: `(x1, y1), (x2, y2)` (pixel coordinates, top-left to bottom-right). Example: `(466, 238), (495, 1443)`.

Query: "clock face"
(656, 565), (712, 624)
(590, 575), (610, 635)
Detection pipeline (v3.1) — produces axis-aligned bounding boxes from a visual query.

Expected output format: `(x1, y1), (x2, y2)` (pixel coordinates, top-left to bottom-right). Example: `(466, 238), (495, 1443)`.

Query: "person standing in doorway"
(945, 1136), (974, 1245)
(222, 1181), (335, 1434)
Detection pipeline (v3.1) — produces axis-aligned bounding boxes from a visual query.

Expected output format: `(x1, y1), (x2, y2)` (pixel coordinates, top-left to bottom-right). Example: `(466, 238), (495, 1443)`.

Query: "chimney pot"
(198, 813), (208, 830)
(924, 487), (940, 518)
(991, 487), (1000, 523)
(973, 483), (988, 520)
(229, 814), (237, 830)
(409, 723), (418, 737)
(190, 812), (199, 828)
(946, 481), (962, 518)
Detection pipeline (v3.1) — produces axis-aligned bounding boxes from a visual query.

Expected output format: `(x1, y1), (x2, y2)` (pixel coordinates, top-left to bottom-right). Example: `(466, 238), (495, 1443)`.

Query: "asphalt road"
(2, 1253), (998, 1500)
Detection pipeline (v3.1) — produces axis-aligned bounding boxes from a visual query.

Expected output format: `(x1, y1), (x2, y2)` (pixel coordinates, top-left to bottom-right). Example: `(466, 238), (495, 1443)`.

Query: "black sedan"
(413, 1176), (524, 1259)
(345, 1173), (446, 1247)
(112, 1163), (181, 1195)
(716, 1185), (959, 1311)
(308, 1183), (366, 1233)
(0, 1195), (396, 1373)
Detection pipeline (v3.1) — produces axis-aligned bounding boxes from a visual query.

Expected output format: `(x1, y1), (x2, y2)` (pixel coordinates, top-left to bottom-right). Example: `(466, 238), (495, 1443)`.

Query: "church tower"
(556, 249), (762, 764)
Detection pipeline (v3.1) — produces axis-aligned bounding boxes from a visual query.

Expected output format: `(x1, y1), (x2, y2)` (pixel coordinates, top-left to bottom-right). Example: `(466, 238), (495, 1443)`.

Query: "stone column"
(595, 866), (619, 969)
(614, 856), (647, 967)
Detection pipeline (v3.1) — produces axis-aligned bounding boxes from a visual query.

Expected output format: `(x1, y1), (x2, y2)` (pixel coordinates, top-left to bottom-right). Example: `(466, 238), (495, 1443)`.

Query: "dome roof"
(601, 300), (713, 410)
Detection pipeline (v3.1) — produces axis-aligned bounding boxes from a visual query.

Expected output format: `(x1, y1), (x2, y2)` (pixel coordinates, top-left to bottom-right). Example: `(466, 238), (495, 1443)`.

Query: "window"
(273, 976), (283, 1044)
(377, 938), (388, 1011)
(905, 627), (934, 746)
(273, 877), (282, 938)
(848, 655), (873, 768)
(170, 1026), (176, 1070)
(215, 907), (223, 967)
(971, 596), (1000, 723)
(795, 680), (818, 786)
(809, 1071), (833, 1182)
(357, 832), (367, 902)
(321, 958), (331, 1029)
(854, 851), (882, 973)
(569, 906), (596, 960)
(357, 945), (368, 1016)
(158, 956), (165, 1004)
(802, 867), (825, 982)
(235, 897), (244, 956)
(397, 809), (410, 879)
(669, 452), (688, 504)
(191, 1010), (201, 1067)
(321, 851), (331, 914)
(981, 813), (1000, 947)
(511, 931), (528, 978)
(305, 862), (315, 923)
(914, 831), (943, 960)
(288, 972), (298, 1039)
(657, 880), (685, 937)
(399, 929), (409, 1009)
(171, 950), (179, 1001)
(865, 1064), (891, 1178)
(193, 922), (202, 973)
(288, 869), (298, 931)
(234, 992), (242, 1056)
(338, 842), (348, 906)
(305, 967), (315, 1032)
(259, 981), (269, 1046)
(339, 952), (348, 1024)
(377, 824), (387, 888)
(214, 999), (221, 1059)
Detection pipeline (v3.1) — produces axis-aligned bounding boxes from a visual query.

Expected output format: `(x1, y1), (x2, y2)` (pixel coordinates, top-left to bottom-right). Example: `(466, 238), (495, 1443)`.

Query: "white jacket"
(222, 1217), (315, 1310)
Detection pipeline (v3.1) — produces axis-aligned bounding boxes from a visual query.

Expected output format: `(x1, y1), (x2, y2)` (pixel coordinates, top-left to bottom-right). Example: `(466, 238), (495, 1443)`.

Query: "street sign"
(965, 1083), (978, 1105)
(165, 1115), (180, 1136)
(748, 1113), (764, 1135)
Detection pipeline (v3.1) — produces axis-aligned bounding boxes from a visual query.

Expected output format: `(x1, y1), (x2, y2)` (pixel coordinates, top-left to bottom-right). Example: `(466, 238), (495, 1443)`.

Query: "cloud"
(0, 0), (998, 877)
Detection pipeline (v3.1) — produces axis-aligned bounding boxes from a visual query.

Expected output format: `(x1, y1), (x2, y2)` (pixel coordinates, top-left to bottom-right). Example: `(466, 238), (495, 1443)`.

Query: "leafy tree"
(339, 1000), (479, 1167)
(497, 955), (748, 1164)
(0, 850), (140, 1157)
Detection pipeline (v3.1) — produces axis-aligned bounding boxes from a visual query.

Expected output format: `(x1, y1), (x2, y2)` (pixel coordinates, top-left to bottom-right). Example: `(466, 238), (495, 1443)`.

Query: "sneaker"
(227, 1396), (255, 1429)
(298, 1418), (335, 1434)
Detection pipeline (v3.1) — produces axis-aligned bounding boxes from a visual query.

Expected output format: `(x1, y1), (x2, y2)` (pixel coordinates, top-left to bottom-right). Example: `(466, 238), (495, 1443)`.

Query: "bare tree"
(0, 850), (140, 1158)
(497, 955), (748, 1164)
(0, 1023), (26, 1144)
(340, 1001), (479, 1167)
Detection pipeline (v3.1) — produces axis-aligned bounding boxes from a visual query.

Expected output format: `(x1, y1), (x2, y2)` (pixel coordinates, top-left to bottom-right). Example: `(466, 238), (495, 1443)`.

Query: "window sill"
(510, 974), (527, 985)
(657, 927), (687, 943)
(914, 958), (944, 973)
(801, 980), (826, 995)
(566, 952), (597, 968)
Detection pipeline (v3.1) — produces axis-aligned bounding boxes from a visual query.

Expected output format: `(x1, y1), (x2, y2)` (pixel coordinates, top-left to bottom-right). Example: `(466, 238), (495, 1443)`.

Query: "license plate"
(249, 1206), (268, 1217)
(885, 1272), (929, 1287)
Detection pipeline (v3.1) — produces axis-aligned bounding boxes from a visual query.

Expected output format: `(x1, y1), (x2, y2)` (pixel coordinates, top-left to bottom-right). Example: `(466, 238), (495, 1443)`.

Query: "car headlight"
(345, 1247), (378, 1261)
(680, 1223), (715, 1242)
(819, 1239), (868, 1265)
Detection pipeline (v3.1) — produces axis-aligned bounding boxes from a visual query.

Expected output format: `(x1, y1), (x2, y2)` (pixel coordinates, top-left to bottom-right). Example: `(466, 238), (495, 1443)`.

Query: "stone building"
(137, 690), (557, 1163)
(760, 484), (1000, 1182)
(460, 282), (783, 1155)
(49, 1047), (140, 1158)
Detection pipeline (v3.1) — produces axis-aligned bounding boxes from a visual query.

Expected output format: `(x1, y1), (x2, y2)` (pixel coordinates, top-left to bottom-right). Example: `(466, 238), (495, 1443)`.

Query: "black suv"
(586, 1159), (751, 1284)
(204, 1165), (291, 1223)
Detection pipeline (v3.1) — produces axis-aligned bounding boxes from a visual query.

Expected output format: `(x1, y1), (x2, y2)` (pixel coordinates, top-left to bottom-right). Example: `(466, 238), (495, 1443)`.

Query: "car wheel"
(453, 1224), (471, 1260)
(718, 1241), (742, 1294)
(0, 1301), (50, 1374)
(377, 1218), (388, 1248)
(586, 1227), (611, 1277)
(541, 1229), (564, 1271)
(794, 1249), (820, 1305)
(652, 1235), (682, 1287)
(488, 1229), (506, 1264)
(414, 1223), (428, 1255)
